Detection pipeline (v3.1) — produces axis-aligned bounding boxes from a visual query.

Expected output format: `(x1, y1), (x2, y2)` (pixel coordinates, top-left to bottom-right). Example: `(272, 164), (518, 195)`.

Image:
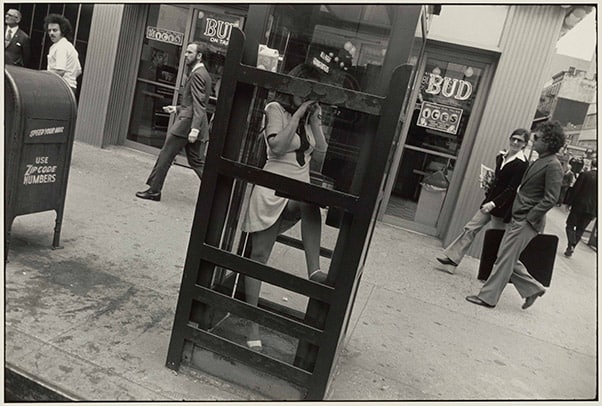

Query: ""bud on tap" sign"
(424, 73), (473, 101)
(198, 11), (241, 48)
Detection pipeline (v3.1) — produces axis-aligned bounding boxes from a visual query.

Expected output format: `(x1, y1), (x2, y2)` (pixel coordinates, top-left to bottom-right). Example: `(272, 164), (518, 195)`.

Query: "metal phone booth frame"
(166, 27), (413, 399)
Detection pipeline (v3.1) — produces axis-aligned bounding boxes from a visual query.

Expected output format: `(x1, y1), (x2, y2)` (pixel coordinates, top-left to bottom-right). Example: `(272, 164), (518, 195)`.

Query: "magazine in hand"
(479, 164), (495, 193)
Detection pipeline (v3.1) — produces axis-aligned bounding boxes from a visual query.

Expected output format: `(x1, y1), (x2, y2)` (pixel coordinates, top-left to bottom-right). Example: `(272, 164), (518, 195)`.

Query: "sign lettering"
(417, 101), (463, 135)
(29, 126), (65, 138)
(424, 73), (472, 101)
(23, 156), (58, 185)
(198, 12), (241, 48)
(146, 26), (184, 46)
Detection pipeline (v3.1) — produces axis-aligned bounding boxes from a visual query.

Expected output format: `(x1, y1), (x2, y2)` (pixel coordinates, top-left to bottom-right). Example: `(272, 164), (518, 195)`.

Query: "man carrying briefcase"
(466, 120), (565, 310)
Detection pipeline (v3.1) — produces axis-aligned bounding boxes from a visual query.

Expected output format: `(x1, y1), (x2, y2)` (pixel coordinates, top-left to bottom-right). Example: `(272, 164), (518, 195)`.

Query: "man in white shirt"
(44, 14), (82, 95)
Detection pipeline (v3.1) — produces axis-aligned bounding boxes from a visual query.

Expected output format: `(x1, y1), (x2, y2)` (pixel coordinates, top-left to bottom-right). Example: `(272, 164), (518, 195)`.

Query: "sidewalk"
(4, 141), (598, 402)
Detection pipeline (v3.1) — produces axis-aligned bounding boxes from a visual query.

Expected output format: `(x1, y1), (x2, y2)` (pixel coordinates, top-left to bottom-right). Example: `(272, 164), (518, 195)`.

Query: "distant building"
(536, 65), (597, 155)
(577, 103), (597, 150)
(537, 67), (596, 125)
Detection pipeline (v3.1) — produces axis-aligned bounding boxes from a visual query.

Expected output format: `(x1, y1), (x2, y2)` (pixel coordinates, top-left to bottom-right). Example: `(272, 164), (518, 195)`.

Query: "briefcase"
(478, 229), (558, 287)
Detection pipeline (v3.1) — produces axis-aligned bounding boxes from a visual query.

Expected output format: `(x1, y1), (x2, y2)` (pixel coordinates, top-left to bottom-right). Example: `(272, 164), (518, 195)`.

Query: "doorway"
(125, 4), (246, 153)
(382, 44), (495, 235)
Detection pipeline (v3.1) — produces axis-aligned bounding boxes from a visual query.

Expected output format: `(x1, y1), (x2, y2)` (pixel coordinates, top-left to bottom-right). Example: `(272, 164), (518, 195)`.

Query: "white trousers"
(443, 210), (505, 265)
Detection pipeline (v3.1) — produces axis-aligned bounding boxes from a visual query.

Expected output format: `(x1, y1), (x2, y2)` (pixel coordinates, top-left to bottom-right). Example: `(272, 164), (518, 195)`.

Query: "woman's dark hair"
(44, 14), (73, 39)
(536, 120), (566, 154)
(511, 128), (530, 143)
(274, 63), (324, 113)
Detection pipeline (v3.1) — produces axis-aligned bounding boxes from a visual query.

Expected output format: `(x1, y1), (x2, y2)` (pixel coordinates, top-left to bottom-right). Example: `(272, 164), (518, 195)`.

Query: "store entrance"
(126, 4), (246, 154)
(382, 48), (490, 234)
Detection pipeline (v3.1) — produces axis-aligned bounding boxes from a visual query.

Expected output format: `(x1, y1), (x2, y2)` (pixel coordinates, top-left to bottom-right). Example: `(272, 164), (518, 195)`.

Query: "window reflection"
(266, 5), (393, 94)
(128, 5), (187, 147)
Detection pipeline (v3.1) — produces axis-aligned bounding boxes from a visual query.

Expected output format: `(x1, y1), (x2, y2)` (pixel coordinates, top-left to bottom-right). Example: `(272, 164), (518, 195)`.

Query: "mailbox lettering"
(23, 156), (58, 185)
(28, 126), (65, 138)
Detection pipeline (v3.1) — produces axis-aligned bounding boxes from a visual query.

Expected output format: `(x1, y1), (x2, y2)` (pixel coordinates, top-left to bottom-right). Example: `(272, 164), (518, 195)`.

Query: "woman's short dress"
(242, 101), (315, 233)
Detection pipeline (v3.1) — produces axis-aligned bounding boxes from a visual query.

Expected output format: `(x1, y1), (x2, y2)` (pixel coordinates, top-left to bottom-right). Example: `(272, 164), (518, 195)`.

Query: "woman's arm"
(484, 160), (528, 212)
(266, 101), (315, 155)
(308, 103), (327, 153)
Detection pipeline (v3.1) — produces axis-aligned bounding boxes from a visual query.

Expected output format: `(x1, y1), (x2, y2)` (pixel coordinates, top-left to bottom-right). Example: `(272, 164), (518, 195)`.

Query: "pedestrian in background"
(44, 14), (82, 96)
(136, 42), (211, 202)
(564, 159), (597, 257)
(557, 161), (575, 206)
(564, 156), (584, 205)
(5, 8), (31, 67)
(435, 128), (530, 274)
(466, 120), (564, 310)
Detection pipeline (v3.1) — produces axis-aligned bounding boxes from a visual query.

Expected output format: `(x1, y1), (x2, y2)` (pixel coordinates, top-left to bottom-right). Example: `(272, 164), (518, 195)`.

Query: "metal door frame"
(379, 39), (500, 236)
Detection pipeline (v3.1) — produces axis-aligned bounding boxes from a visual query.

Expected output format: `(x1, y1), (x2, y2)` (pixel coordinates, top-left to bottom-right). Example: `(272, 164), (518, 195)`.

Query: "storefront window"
(127, 4), (247, 149)
(127, 4), (188, 148)
(190, 6), (246, 100)
(385, 54), (485, 228)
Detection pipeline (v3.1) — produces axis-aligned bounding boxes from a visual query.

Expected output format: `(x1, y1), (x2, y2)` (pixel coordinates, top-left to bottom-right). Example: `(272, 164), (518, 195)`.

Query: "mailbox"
(5, 65), (78, 258)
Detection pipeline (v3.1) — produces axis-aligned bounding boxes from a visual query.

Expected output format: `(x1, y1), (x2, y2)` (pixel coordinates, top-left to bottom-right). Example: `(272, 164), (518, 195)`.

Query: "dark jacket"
(569, 169), (597, 216)
(171, 64), (212, 140)
(511, 152), (563, 233)
(483, 151), (529, 222)
(5, 27), (31, 67)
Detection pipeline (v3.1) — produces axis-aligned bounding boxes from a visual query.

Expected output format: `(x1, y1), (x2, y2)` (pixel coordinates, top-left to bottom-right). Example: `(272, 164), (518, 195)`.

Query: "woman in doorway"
(241, 64), (328, 349)
(435, 128), (530, 274)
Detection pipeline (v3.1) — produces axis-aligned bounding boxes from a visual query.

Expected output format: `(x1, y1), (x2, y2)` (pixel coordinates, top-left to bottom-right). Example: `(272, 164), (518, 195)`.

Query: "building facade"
(8, 4), (590, 256)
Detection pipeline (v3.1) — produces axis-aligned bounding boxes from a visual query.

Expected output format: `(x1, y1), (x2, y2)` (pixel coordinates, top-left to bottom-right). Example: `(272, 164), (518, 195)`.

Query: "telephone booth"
(166, 5), (429, 400)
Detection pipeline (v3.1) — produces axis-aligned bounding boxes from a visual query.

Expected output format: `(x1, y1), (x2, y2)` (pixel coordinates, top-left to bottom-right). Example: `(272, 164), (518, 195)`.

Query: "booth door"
(383, 47), (492, 234)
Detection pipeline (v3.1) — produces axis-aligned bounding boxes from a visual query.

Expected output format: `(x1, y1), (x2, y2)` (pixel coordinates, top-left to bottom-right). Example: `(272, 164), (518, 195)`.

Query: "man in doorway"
(564, 159), (597, 257)
(136, 42), (212, 202)
(5, 8), (31, 67)
(44, 14), (82, 96)
(466, 120), (564, 310)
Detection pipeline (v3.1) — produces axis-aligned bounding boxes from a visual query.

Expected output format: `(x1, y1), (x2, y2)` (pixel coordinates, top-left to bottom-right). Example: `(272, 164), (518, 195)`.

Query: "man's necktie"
(5, 29), (13, 48)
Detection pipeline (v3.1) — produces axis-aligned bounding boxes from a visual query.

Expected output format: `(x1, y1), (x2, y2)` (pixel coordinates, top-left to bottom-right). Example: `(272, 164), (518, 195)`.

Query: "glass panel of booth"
(193, 4), (408, 363)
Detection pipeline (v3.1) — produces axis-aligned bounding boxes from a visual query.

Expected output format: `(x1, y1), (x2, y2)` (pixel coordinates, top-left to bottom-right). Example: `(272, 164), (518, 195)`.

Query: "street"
(4, 141), (598, 401)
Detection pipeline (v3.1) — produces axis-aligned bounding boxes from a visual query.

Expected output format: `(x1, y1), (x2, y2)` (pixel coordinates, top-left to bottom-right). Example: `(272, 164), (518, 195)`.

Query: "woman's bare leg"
(298, 202), (322, 276)
(245, 219), (281, 343)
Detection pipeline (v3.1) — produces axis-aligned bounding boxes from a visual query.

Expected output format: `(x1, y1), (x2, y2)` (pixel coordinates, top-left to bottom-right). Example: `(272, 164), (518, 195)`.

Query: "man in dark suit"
(564, 159), (597, 257)
(136, 42), (212, 201)
(466, 120), (565, 309)
(5, 9), (31, 67)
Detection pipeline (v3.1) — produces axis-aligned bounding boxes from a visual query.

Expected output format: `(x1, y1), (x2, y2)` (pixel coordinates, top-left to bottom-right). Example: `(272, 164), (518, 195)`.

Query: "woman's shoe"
(246, 340), (262, 350)
(309, 270), (328, 283)
(435, 257), (457, 274)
